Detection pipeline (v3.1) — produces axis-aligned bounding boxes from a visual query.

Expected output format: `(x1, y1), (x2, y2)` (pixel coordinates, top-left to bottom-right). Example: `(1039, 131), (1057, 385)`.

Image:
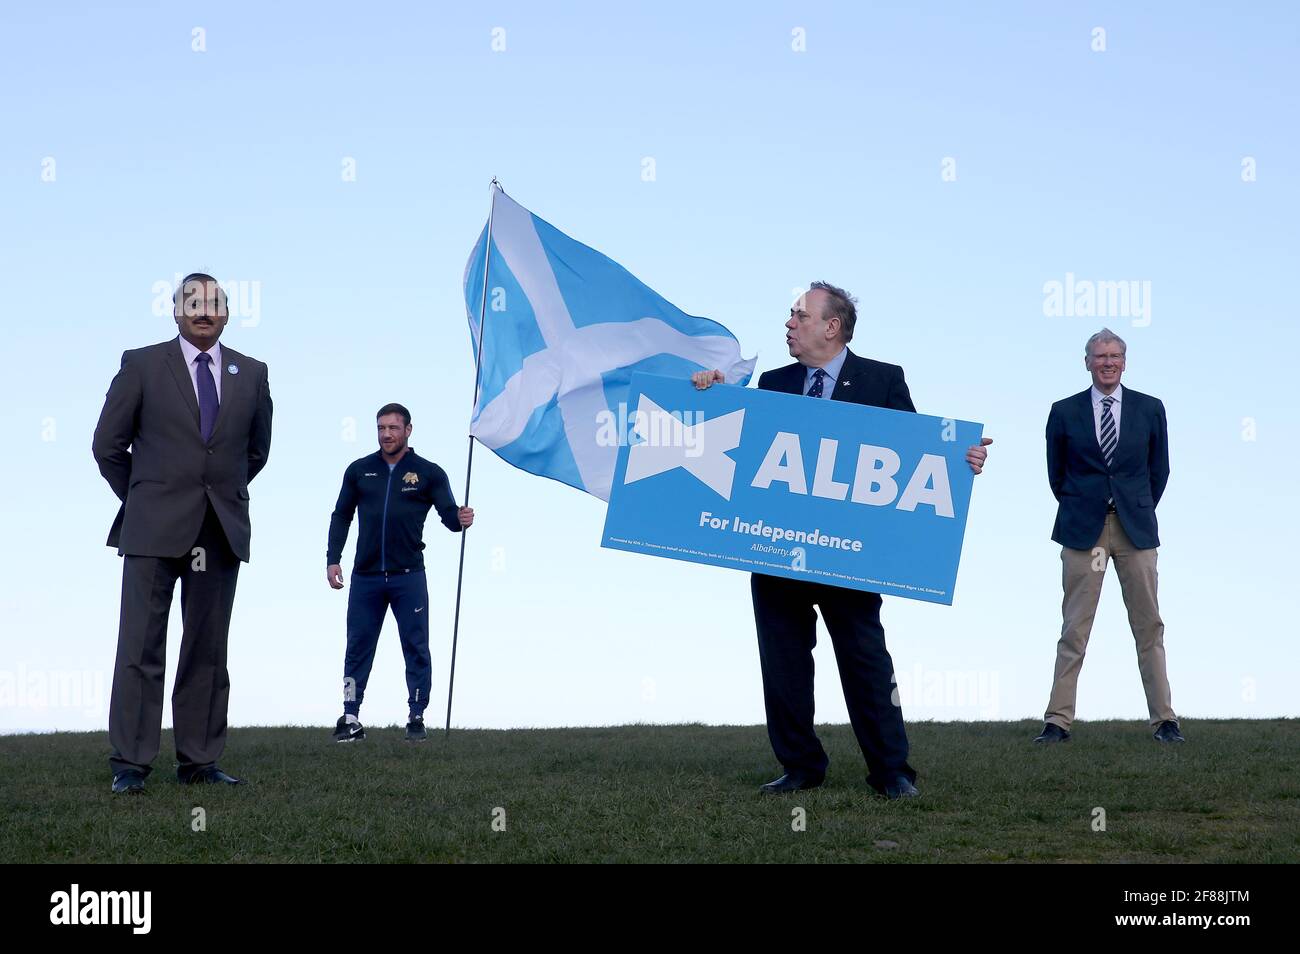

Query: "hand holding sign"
(692, 369), (726, 390)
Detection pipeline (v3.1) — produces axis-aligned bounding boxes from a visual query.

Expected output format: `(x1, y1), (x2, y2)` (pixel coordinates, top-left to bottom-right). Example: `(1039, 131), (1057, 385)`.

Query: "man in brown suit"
(93, 273), (273, 793)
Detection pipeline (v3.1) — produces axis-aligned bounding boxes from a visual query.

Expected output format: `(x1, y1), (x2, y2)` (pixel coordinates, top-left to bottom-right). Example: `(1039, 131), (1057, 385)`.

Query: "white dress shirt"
(177, 336), (223, 403)
(1090, 383), (1122, 446)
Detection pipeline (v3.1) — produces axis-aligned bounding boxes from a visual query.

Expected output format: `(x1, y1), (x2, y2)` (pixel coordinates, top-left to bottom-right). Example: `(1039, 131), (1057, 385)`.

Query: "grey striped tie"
(1099, 396), (1117, 467)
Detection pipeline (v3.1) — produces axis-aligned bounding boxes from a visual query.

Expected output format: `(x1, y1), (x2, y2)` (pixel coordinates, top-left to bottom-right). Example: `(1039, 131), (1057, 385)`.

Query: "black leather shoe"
(111, 770), (146, 795)
(179, 766), (245, 785)
(759, 772), (824, 794)
(1153, 720), (1185, 743)
(1033, 722), (1071, 743)
(881, 776), (920, 799)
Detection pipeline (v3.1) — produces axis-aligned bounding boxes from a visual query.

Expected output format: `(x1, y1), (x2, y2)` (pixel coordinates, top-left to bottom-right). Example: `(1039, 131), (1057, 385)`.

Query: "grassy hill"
(2, 719), (1296, 863)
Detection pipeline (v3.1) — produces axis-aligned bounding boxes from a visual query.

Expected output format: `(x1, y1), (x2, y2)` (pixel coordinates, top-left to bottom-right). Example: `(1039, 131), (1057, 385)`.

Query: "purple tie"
(195, 352), (219, 442)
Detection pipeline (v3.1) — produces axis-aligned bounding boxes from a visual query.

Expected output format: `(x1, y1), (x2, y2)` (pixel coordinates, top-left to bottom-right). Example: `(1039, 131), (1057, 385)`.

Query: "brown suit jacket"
(92, 337), (272, 561)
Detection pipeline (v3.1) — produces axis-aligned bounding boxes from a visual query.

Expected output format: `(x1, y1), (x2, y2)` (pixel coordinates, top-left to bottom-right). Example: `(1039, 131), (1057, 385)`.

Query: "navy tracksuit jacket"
(327, 448), (462, 717)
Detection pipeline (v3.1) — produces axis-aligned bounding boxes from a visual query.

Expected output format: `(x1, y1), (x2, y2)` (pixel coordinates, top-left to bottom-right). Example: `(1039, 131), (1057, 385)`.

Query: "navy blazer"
(757, 349), (916, 413)
(1046, 387), (1169, 550)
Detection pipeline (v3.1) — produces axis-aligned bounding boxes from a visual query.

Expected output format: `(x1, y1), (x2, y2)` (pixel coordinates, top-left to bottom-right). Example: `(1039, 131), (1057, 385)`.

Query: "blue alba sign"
(601, 373), (984, 605)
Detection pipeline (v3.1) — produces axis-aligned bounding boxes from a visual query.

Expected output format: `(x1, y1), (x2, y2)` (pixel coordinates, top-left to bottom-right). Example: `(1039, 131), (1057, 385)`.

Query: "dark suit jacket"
(1046, 386), (1168, 550)
(756, 348), (916, 413)
(92, 337), (273, 561)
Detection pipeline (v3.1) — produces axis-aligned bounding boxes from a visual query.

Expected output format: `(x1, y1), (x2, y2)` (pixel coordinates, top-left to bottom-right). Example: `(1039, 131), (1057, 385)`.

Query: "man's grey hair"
(810, 281), (858, 343)
(1085, 327), (1127, 359)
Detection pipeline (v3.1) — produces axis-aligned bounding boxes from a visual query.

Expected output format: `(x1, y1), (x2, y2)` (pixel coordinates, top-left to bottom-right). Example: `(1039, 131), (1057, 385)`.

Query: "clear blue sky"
(1, 2), (1296, 733)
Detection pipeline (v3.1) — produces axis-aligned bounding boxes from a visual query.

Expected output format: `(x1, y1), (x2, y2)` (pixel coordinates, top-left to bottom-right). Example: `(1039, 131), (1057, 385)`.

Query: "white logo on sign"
(623, 395), (745, 500)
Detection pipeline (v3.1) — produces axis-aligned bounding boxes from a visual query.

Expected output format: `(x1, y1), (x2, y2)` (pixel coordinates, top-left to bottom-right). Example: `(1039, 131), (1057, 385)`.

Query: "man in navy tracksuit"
(326, 403), (473, 741)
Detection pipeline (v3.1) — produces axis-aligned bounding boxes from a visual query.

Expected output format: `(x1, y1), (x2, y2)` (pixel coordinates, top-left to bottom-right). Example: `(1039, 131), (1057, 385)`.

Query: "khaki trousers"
(1045, 513), (1175, 730)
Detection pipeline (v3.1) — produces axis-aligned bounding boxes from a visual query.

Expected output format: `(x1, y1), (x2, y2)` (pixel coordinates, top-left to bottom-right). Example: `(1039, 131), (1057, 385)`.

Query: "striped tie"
(1099, 395), (1117, 467)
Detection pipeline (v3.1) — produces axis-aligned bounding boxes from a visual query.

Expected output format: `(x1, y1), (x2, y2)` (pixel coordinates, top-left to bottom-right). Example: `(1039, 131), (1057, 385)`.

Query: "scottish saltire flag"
(463, 184), (755, 500)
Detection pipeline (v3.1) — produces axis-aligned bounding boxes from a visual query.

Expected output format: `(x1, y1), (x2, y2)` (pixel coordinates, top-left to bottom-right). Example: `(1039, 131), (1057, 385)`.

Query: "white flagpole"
(445, 177), (500, 738)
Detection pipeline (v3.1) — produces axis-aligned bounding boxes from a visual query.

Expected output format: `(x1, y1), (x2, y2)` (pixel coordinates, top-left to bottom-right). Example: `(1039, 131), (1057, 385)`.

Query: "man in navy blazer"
(693, 282), (991, 797)
(1035, 328), (1182, 744)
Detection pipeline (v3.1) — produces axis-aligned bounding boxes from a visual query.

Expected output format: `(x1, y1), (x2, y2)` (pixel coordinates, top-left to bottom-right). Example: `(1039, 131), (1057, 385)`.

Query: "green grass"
(2, 720), (1296, 863)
